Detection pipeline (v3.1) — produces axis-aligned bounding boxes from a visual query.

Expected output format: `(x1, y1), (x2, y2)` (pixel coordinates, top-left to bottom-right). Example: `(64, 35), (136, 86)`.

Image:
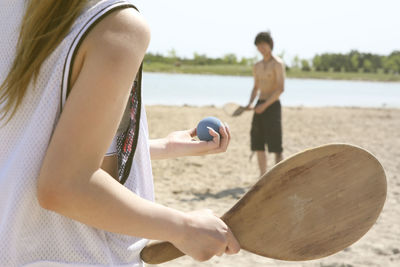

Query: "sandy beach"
(145, 105), (400, 267)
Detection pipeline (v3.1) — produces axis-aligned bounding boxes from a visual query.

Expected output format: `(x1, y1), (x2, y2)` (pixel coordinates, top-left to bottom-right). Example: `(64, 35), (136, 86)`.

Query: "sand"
(145, 105), (400, 267)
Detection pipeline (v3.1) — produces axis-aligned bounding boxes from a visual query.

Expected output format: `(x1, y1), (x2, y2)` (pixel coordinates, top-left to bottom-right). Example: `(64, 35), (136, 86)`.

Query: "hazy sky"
(133, 0), (400, 63)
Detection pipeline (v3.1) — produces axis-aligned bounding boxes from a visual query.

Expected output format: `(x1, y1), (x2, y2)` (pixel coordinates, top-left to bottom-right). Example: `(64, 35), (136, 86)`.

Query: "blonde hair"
(0, 0), (87, 123)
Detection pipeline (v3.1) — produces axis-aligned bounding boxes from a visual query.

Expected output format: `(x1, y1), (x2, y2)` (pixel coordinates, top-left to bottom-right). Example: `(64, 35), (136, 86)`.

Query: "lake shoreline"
(145, 103), (400, 110)
(141, 72), (400, 109)
(142, 64), (400, 83)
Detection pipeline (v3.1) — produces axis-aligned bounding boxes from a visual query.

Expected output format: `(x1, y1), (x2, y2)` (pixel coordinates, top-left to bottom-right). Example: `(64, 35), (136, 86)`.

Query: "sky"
(133, 0), (400, 64)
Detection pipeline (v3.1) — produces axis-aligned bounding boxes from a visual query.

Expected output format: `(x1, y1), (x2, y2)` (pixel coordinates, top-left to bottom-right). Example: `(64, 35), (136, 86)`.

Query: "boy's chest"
(256, 63), (276, 83)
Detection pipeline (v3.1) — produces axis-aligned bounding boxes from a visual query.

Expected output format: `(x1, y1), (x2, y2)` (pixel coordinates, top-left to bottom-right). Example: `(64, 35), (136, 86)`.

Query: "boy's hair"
(254, 31), (274, 50)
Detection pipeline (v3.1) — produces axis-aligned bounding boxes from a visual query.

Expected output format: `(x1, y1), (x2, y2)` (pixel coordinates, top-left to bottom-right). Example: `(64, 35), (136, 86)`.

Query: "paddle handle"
(140, 214), (232, 264)
(140, 241), (184, 264)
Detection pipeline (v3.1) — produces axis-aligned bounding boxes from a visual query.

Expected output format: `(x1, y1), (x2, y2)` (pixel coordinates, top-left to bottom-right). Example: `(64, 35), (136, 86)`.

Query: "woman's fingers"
(173, 209), (237, 261)
(225, 227), (241, 255)
(188, 127), (197, 138)
(207, 126), (219, 139)
(218, 123), (230, 152)
(225, 122), (231, 141)
(175, 122), (231, 156)
(207, 123), (230, 153)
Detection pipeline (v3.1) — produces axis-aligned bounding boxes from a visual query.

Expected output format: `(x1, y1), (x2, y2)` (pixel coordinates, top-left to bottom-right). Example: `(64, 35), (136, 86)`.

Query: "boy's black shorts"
(250, 100), (283, 153)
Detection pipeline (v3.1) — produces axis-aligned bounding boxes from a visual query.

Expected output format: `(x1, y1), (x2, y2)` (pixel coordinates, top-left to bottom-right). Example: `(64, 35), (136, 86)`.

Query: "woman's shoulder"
(67, 5), (149, 95)
(82, 7), (150, 57)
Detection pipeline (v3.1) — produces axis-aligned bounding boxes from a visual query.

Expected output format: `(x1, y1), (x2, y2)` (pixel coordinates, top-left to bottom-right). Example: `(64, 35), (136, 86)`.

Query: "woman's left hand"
(165, 123), (231, 157)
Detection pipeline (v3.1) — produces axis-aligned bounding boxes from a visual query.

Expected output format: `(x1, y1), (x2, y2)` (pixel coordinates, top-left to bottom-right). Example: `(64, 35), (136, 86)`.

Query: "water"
(141, 72), (400, 108)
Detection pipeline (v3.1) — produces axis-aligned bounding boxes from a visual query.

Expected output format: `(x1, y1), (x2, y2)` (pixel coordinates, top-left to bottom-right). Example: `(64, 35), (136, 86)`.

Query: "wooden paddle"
(140, 144), (387, 264)
(222, 102), (248, 117)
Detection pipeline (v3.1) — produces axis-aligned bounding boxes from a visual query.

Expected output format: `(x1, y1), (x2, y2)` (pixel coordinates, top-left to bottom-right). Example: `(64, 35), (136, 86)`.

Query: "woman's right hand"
(171, 209), (240, 261)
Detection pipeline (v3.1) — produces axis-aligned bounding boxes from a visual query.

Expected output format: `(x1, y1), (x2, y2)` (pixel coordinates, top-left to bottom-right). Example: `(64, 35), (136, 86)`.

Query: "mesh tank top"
(0, 0), (154, 266)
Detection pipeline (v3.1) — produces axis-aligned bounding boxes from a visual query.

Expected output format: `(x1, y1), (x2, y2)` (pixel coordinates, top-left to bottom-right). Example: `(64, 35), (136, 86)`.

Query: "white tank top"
(0, 0), (154, 266)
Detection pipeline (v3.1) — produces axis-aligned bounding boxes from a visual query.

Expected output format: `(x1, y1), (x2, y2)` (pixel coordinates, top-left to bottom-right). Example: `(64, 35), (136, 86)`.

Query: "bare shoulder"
(272, 55), (285, 68)
(69, 7), (150, 91)
(82, 8), (150, 61)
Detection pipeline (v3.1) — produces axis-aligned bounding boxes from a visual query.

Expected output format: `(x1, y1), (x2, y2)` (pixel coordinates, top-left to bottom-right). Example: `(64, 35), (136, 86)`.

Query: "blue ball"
(196, 116), (222, 141)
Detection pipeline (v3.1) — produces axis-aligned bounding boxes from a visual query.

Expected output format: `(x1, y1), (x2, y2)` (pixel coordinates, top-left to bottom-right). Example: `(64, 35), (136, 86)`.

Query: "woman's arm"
(37, 8), (239, 261)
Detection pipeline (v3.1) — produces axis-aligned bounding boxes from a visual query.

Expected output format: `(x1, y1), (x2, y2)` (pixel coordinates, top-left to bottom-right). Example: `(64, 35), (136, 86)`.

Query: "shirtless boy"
(246, 32), (285, 176)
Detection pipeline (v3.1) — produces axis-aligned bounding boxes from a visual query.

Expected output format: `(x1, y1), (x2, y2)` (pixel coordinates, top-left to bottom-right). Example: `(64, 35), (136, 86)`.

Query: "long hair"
(0, 0), (87, 123)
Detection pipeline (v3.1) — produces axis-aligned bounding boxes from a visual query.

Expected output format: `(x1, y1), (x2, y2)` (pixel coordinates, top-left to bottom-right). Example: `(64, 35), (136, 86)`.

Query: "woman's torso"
(0, 1), (154, 266)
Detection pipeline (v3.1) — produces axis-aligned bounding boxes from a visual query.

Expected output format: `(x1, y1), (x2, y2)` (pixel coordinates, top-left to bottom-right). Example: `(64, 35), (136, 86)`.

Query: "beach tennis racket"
(222, 102), (248, 117)
(140, 144), (387, 264)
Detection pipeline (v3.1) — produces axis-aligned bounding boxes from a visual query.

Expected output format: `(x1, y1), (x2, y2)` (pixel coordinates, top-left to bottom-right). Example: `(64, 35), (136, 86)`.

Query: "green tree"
(363, 59), (373, 73)
(301, 59), (311, 71)
(239, 57), (248, 65)
(167, 49), (177, 59)
(292, 55), (300, 69)
(383, 51), (400, 73)
(350, 53), (359, 72)
(223, 53), (238, 64)
(193, 52), (208, 65)
(312, 55), (322, 71)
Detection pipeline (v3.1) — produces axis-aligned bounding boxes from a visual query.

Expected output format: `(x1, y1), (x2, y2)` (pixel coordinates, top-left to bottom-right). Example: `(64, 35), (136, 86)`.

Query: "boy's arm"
(246, 65), (259, 108)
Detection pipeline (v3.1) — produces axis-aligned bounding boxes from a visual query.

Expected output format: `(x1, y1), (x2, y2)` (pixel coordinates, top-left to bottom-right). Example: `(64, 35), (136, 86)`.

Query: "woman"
(0, 0), (239, 266)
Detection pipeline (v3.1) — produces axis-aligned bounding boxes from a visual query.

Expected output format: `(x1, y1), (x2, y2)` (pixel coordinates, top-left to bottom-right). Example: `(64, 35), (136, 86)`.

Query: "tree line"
(299, 50), (400, 74)
(144, 49), (400, 74)
(144, 49), (254, 66)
